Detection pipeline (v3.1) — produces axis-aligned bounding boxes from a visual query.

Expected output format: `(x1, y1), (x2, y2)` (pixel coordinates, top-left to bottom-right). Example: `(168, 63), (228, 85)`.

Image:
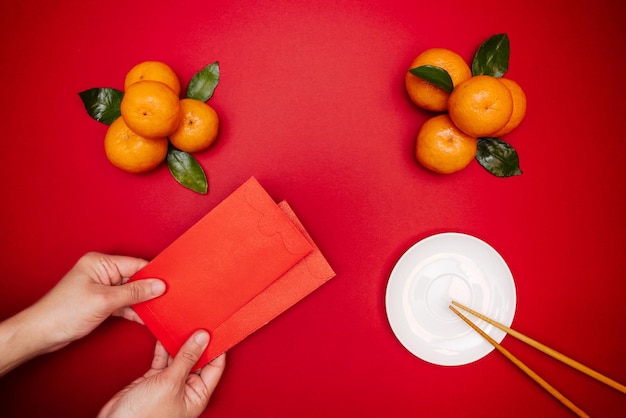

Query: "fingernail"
(150, 279), (166, 296)
(194, 330), (210, 346)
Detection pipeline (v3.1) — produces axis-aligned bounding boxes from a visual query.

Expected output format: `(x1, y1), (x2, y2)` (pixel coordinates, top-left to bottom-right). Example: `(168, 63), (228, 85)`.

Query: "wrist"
(0, 305), (59, 376)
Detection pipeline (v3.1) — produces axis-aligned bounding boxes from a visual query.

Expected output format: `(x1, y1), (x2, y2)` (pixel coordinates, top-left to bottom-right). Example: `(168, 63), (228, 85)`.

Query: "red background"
(1, 0), (625, 416)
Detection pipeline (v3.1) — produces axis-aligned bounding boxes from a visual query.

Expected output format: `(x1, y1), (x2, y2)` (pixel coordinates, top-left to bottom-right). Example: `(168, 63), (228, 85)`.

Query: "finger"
(81, 253), (149, 286)
(111, 306), (144, 324)
(106, 278), (166, 312)
(151, 341), (171, 371)
(199, 353), (226, 396)
(167, 330), (210, 382)
(104, 254), (150, 279)
(184, 353), (226, 413)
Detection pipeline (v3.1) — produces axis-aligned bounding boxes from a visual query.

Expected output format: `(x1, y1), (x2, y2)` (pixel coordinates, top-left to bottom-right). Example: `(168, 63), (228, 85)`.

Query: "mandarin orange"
(448, 75), (513, 137)
(120, 80), (182, 139)
(104, 117), (168, 173)
(416, 114), (477, 174)
(405, 48), (472, 112)
(491, 78), (527, 137)
(124, 61), (181, 96)
(169, 98), (220, 153)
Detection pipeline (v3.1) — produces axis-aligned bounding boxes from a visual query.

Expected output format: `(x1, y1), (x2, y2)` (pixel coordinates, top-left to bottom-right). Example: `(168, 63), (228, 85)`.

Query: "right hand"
(98, 330), (226, 418)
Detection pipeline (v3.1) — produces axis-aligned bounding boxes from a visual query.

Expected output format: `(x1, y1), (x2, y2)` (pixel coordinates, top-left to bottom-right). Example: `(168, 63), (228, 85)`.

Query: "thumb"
(108, 278), (166, 311)
(168, 330), (210, 381)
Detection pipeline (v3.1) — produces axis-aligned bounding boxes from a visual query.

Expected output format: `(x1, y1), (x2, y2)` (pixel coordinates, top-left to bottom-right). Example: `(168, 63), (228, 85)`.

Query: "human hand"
(33, 252), (166, 350)
(0, 252), (165, 376)
(98, 330), (226, 418)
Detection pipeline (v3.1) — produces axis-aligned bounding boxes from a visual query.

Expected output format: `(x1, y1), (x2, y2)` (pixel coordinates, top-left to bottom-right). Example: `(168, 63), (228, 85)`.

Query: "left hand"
(34, 252), (167, 351)
(0, 252), (166, 376)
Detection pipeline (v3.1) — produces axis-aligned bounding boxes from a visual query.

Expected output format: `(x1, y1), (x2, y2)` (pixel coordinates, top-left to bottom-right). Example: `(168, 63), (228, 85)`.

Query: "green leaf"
(408, 65), (454, 93)
(471, 33), (510, 77)
(186, 61), (220, 102)
(78, 88), (123, 125)
(475, 137), (522, 177)
(166, 147), (208, 194)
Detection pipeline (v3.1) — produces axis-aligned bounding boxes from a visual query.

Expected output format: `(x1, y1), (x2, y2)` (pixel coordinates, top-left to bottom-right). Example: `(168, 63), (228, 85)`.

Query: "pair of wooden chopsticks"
(450, 301), (626, 418)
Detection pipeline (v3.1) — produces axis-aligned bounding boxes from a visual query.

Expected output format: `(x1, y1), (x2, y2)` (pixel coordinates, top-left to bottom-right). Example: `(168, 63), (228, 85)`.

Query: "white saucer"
(385, 232), (516, 366)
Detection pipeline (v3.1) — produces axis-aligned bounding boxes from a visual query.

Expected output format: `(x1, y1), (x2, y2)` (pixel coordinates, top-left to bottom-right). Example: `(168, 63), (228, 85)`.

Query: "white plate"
(385, 232), (516, 366)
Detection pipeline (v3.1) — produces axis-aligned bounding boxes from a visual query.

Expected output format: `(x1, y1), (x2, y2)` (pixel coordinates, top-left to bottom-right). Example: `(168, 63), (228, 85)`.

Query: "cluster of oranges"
(405, 48), (526, 174)
(105, 61), (219, 174)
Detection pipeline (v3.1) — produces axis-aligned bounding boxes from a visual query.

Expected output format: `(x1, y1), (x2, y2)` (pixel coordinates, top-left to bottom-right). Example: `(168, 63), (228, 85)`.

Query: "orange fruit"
(405, 48), (472, 112)
(415, 114), (477, 174)
(120, 80), (182, 139)
(491, 78), (527, 137)
(104, 117), (168, 173)
(124, 61), (181, 96)
(448, 75), (513, 137)
(168, 98), (220, 153)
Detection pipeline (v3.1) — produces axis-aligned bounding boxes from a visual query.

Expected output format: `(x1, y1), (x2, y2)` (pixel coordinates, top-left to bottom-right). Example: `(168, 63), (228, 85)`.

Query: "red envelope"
(130, 177), (335, 368)
(206, 200), (336, 360)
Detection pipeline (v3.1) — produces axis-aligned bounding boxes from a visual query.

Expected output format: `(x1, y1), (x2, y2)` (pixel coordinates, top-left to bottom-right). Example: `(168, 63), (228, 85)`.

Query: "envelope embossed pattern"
(130, 177), (336, 367)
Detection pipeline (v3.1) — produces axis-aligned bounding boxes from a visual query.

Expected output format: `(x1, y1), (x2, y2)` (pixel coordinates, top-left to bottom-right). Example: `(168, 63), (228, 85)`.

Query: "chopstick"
(449, 304), (590, 418)
(451, 300), (626, 395)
